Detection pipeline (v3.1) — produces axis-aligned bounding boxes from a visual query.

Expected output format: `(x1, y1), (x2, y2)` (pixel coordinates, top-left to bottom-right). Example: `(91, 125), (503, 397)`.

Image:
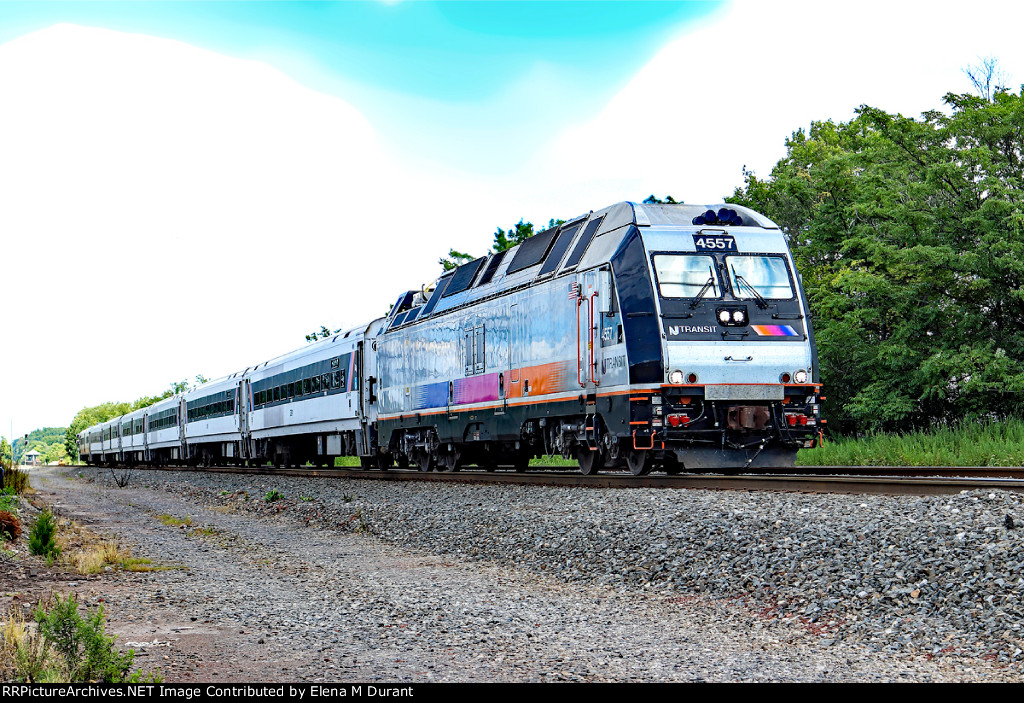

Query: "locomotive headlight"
(794, 369), (808, 384)
(731, 310), (747, 324)
(669, 369), (685, 384)
(718, 310), (731, 324)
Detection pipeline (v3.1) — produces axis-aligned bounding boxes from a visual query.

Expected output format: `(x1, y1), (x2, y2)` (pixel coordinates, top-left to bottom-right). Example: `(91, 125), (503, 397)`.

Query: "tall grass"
(797, 418), (1024, 466)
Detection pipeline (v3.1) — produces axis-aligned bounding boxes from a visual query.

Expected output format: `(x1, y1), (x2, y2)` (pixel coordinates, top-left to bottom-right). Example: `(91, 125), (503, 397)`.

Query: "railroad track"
(92, 463), (1024, 496)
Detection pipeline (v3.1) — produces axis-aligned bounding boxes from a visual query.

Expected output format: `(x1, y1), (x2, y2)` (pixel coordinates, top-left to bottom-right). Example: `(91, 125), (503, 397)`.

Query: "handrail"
(576, 296), (585, 388)
(588, 291), (600, 385)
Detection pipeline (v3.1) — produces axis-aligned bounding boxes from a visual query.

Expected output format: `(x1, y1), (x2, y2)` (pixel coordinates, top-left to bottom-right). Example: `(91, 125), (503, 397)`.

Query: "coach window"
(313, 376), (321, 392)
(653, 254), (720, 299)
(334, 370), (342, 388)
(725, 255), (794, 299)
(288, 382), (295, 397)
(303, 378), (311, 394)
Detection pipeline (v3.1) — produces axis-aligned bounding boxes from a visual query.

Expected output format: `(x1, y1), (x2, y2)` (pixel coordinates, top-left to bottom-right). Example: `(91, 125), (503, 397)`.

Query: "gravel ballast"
(20, 465), (1024, 681)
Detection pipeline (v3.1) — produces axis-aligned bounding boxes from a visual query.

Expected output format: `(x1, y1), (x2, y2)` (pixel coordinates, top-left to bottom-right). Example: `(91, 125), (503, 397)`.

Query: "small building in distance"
(22, 449), (41, 466)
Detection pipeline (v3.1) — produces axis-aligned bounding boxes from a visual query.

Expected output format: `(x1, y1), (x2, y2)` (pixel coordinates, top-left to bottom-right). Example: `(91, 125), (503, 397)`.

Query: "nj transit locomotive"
(79, 201), (821, 475)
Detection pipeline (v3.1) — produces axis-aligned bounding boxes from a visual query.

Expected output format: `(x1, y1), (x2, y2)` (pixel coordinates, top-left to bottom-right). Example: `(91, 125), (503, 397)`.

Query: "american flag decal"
(569, 282), (579, 300)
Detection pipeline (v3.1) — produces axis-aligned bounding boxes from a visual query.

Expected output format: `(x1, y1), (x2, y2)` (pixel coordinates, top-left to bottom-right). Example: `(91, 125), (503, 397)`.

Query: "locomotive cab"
(608, 203), (821, 471)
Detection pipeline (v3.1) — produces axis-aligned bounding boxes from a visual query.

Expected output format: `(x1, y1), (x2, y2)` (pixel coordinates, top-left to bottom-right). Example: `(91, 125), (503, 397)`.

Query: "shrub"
(2, 468), (29, 495)
(0, 512), (21, 541)
(1, 594), (162, 682)
(34, 593), (137, 682)
(29, 511), (60, 560)
(264, 489), (282, 502)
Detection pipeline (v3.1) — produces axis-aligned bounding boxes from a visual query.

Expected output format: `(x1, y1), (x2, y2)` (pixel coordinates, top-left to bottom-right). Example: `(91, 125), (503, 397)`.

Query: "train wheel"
(415, 449), (434, 472)
(576, 446), (603, 476)
(438, 446), (461, 473)
(626, 449), (652, 476)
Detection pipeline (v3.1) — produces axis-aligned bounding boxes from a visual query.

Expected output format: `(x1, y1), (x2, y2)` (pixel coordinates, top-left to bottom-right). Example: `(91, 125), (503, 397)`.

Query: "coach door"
(237, 378), (251, 461)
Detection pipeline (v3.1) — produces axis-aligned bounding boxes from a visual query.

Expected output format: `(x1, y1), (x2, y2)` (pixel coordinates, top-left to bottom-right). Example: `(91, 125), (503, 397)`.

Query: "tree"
(439, 218), (571, 272)
(728, 88), (1024, 433)
(643, 194), (680, 204)
(305, 325), (340, 343)
(64, 427), (78, 464)
(1, 437), (11, 472)
(964, 56), (1008, 102)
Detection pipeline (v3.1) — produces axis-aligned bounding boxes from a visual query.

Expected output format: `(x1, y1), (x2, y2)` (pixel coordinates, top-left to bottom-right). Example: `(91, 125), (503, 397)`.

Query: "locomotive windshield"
(653, 254), (720, 298)
(725, 255), (794, 300)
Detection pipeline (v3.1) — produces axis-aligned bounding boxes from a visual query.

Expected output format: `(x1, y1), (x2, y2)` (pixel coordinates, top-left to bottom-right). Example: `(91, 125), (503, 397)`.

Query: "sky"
(2, 0), (1024, 443)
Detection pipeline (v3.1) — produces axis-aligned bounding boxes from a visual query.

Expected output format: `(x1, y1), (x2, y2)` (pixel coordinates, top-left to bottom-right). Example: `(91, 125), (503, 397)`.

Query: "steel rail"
(97, 464), (1024, 496)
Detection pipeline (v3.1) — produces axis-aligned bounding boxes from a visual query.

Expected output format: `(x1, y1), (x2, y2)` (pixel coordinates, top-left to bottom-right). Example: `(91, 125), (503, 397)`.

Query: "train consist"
(79, 201), (821, 475)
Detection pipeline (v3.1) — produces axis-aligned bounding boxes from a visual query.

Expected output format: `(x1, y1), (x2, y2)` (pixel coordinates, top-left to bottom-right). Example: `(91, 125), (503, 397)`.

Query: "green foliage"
(729, 87), (1024, 434)
(63, 428), (78, 464)
(439, 249), (475, 272)
(3, 467), (29, 495)
(0, 488), (17, 513)
(439, 217), (568, 272)
(642, 194), (680, 204)
(264, 489), (282, 502)
(68, 377), (209, 441)
(31, 593), (159, 683)
(798, 418), (1024, 467)
(29, 511), (60, 560)
(13, 428), (68, 465)
(305, 325), (340, 343)
(0, 437), (11, 472)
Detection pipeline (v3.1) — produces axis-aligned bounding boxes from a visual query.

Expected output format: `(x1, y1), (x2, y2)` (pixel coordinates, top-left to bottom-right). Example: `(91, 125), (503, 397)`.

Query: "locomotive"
(79, 201), (821, 475)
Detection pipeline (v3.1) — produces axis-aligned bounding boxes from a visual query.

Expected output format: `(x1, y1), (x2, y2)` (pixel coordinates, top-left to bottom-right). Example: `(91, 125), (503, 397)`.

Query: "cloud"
(0, 24), (498, 435)
(537, 0), (1024, 205)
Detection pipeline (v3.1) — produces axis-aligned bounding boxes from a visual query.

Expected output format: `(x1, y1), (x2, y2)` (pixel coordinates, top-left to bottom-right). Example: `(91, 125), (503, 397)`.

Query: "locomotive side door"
(575, 268), (614, 391)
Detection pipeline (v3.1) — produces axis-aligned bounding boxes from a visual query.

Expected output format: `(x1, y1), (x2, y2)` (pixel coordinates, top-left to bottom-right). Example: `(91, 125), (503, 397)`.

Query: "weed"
(0, 489), (18, 513)
(264, 490), (282, 503)
(0, 512), (21, 541)
(156, 514), (192, 528)
(353, 508), (369, 533)
(71, 541), (127, 575)
(299, 495), (313, 502)
(2, 468), (29, 495)
(188, 526), (219, 538)
(29, 511), (60, 560)
(798, 418), (1024, 467)
(36, 593), (160, 682)
(342, 494), (353, 503)
(1, 594), (162, 682)
(121, 558), (183, 573)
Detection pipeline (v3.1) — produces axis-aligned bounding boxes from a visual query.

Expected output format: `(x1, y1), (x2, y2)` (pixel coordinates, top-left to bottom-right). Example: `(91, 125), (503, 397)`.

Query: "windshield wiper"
(731, 268), (770, 309)
(688, 268), (717, 310)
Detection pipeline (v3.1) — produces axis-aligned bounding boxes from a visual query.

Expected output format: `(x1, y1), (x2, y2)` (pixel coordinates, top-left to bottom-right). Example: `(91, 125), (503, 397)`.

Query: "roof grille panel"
(475, 250), (507, 287)
(442, 257), (486, 298)
(562, 215), (605, 270)
(506, 227), (557, 274)
(538, 223), (582, 277)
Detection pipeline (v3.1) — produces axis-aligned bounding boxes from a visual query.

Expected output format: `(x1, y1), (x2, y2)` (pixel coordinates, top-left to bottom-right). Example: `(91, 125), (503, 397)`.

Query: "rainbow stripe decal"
(751, 324), (799, 337)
